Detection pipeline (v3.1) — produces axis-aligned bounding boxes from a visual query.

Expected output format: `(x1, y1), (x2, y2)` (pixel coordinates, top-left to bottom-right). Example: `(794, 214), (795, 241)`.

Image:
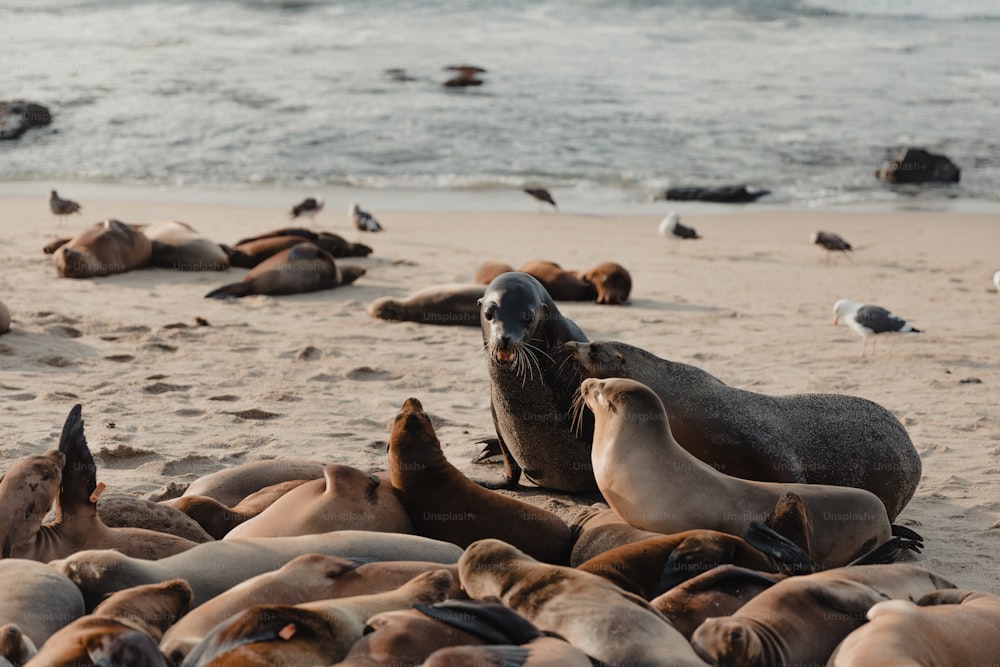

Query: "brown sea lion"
(517, 260), (598, 301)
(651, 565), (786, 639)
(567, 340), (921, 520)
(459, 538), (707, 666)
(367, 284), (485, 327)
(53, 531), (464, 611)
(473, 261), (515, 285)
(568, 505), (662, 566)
(180, 458), (326, 507)
(0, 405), (196, 562)
(582, 378), (893, 567)
(0, 300), (9, 335)
(420, 638), (593, 667)
(164, 480), (310, 539)
(142, 220), (229, 271)
(161, 555), (462, 663)
(576, 530), (778, 599)
(0, 559), (85, 646)
(580, 261), (632, 304)
(0, 623), (36, 665)
(24, 579), (192, 667)
(227, 228), (372, 268)
(96, 493), (213, 543)
(690, 564), (956, 667)
(481, 272), (594, 492)
(51, 219), (152, 278)
(387, 398), (572, 564)
(828, 589), (1000, 667)
(224, 466), (413, 539)
(181, 569), (453, 666)
(204, 242), (365, 299)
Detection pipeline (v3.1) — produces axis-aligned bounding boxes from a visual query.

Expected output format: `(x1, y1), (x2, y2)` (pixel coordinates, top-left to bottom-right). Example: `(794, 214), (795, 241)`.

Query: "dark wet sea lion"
(480, 272), (594, 492)
(367, 283), (485, 327)
(567, 340), (921, 520)
(52, 219), (152, 278)
(205, 242), (365, 299)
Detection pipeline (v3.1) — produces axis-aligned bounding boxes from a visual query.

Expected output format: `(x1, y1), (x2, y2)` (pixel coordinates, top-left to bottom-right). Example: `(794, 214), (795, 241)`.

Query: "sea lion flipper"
(847, 536), (921, 566)
(472, 439), (503, 464)
(890, 524), (924, 542)
(56, 404), (99, 516)
(43, 238), (71, 255)
(743, 521), (813, 574)
(204, 282), (253, 299)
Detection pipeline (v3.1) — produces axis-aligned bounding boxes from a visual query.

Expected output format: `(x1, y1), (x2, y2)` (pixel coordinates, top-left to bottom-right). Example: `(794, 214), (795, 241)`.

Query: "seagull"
(442, 65), (486, 88)
(812, 231), (853, 260)
(993, 269), (1000, 295)
(659, 212), (700, 248)
(351, 203), (384, 233)
(290, 196), (324, 222)
(523, 188), (557, 211)
(50, 190), (82, 222)
(833, 299), (921, 357)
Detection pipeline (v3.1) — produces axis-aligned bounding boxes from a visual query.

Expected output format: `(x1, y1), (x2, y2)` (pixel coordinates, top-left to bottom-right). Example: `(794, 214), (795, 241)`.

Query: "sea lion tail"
(743, 521), (813, 574)
(204, 282), (253, 299)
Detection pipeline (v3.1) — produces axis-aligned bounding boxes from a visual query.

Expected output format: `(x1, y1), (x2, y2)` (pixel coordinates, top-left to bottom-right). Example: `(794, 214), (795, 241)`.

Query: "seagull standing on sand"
(993, 269), (1000, 295)
(351, 203), (383, 233)
(659, 212), (700, 248)
(290, 196), (324, 222)
(523, 188), (557, 211)
(49, 190), (81, 222)
(833, 299), (921, 357)
(812, 231), (853, 260)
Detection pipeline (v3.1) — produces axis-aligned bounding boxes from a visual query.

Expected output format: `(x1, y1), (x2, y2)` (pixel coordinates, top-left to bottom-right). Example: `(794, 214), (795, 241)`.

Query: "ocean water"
(2, 0), (999, 210)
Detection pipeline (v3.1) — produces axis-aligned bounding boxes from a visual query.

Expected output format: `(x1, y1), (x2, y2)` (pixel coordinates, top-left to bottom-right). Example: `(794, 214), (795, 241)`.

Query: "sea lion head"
(564, 341), (628, 378)
(580, 378), (666, 425)
(479, 273), (548, 365)
(54, 550), (147, 612)
(582, 262), (632, 305)
(53, 244), (102, 278)
(691, 617), (763, 667)
(94, 578), (193, 640)
(0, 624), (36, 664)
(389, 398), (437, 460)
(0, 449), (64, 556)
(457, 539), (527, 599)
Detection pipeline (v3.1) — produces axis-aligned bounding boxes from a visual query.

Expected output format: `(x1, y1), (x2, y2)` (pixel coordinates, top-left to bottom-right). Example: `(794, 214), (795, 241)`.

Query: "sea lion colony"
(0, 215), (987, 666)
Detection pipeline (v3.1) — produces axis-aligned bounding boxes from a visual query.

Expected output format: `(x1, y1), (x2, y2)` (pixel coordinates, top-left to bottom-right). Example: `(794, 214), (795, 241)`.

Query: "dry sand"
(1, 195), (999, 593)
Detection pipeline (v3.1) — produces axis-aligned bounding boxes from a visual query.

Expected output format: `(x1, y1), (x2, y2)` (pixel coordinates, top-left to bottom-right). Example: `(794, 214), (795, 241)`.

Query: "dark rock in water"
(875, 147), (960, 184)
(654, 185), (771, 204)
(0, 100), (52, 140)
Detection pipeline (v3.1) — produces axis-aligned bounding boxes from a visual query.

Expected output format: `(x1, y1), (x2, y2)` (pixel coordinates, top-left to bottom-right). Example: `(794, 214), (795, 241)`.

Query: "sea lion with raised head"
(181, 569), (453, 667)
(480, 272), (594, 492)
(51, 219), (152, 278)
(690, 564), (956, 667)
(205, 242), (365, 299)
(224, 466), (413, 539)
(367, 284), (485, 327)
(582, 377), (894, 567)
(387, 397), (572, 563)
(567, 340), (920, 520)
(459, 538), (708, 666)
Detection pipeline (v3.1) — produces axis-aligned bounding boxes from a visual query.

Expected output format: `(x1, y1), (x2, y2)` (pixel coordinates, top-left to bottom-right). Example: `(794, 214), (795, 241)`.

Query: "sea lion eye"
(484, 305), (496, 321)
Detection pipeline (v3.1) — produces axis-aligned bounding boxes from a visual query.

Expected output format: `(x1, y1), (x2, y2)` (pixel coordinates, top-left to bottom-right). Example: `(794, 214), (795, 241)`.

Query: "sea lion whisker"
(522, 341), (555, 365)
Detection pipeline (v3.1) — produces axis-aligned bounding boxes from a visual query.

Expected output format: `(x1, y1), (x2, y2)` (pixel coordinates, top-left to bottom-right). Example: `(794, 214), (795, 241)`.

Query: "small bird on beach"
(523, 188), (557, 211)
(659, 212), (700, 246)
(993, 269), (1000, 295)
(812, 230), (853, 258)
(290, 196), (324, 222)
(49, 190), (82, 221)
(351, 202), (383, 233)
(442, 65), (487, 88)
(833, 299), (921, 357)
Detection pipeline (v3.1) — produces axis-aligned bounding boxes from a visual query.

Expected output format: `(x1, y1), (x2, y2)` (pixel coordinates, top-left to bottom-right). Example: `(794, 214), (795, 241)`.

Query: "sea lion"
(53, 530), (464, 611)
(580, 261), (632, 304)
(568, 505), (662, 566)
(227, 228), (372, 268)
(224, 466), (413, 539)
(480, 272), (594, 492)
(421, 638), (593, 667)
(51, 219), (152, 278)
(367, 283), (485, 327)
(180, 458), (326, 507)
(517, 260), (598, 302)
(576, 530), (778, 599)
(181, 569), (453, 667)
(828, 589), (1000, 667)
(204, 242), (365, 299)
(0, 559), (85, 646)
(25, 579), (192, 667)
(143, 220), (229, 271)
(0, 300), (9, 335)
(690, 564), (956, 667)
(0, 624), (36, 665)
(473, 261), (515, 285)
(459, 538), (707, 666)
(164, 480), (310, 539)
(581, 377), (893, 567)
(387, 397), (573, 564)
(161, 555), (462, 662)
(651, 565), (786, 639)
(567, 340), (921, 520)
(96, 493), (214, 543)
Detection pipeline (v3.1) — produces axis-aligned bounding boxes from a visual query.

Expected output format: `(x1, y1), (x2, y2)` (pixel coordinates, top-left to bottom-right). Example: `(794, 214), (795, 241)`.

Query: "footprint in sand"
(104, 354), (135, 363)
(222, 409), (282, 420)
(144, 382), (192, 394)
(174, 409), (206, 417)
(346, 366), (400, 381)
(7, 393), (36, 401)
(47, 325), (82, 338)
(38, 355), (76, 367)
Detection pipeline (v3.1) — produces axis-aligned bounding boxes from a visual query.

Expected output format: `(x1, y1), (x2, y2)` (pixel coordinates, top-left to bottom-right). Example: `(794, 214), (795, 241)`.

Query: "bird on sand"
(290, 197), (324, 222)
(659, 212), (700, 246)
(523, 188), (557, 211)
(812, 231), (853, 259)
(442, 65), (487, 87)
(50, 190), (82, 221)
(833, 299), (921, 357)
(351, 203), (383, 232)
(993, 269), (1000, 295)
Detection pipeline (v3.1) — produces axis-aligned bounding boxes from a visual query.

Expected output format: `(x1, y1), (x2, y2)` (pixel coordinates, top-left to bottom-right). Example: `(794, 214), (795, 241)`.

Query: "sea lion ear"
(613, 351), (625, 364)
(476, 298), (483, 307)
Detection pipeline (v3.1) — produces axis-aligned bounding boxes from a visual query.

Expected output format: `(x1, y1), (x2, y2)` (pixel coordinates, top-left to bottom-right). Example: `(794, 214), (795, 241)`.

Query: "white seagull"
(659, 212), (700, 244)
(833, 299), (921, 357)
(351, 202), (384, 233)
(993, 269), (1000, 295)
(290, 196), (324, 222)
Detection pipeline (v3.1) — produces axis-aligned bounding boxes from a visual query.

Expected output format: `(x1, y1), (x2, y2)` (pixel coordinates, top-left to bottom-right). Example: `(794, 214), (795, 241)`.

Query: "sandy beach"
(1, 193), (999, 596)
